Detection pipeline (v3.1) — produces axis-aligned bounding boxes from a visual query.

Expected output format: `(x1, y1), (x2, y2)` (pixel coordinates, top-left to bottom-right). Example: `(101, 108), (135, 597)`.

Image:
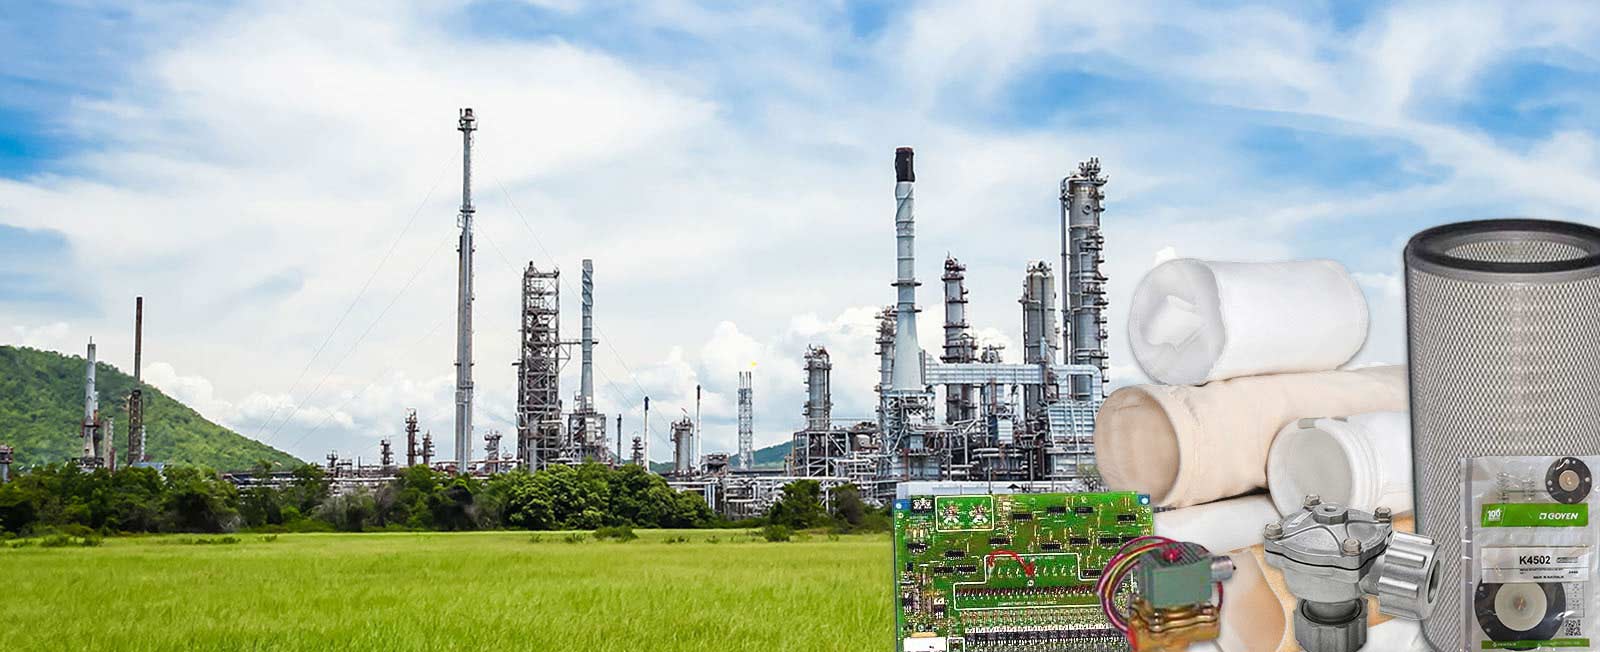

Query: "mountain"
(648, 440), (792, 474)
(751, 440), (791, 468)
(0, 345), (300, 470)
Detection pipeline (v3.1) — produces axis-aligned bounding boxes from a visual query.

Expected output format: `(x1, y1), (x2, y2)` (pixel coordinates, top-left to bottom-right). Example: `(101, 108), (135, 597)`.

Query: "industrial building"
(213, 113), (1116, 519)
(766, 150), (1111, 504)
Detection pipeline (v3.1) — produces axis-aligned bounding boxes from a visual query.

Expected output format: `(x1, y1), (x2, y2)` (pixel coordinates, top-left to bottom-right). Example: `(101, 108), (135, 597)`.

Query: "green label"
(1482, 503), (1589, 528)
(1483, 639), (1590, 649)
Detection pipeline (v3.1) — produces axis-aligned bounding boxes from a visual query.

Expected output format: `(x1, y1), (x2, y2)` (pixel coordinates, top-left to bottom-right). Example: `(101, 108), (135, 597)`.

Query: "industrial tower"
(405, 409), (420, 467)
(941, 257), (977, 423)
(737, 371), (753, 469)
(126, 297), (147, 465)
(453, 107), (477, 472)
(516, 264), (564, 469)
(80, 339), (105, 469)
(565, 258), (607, 463)
(1061, 159), (1109, 401)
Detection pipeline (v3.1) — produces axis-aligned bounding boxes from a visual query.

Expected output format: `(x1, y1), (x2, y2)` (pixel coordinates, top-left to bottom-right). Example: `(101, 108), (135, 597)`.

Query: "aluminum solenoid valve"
(1262, 496), (1441, 652)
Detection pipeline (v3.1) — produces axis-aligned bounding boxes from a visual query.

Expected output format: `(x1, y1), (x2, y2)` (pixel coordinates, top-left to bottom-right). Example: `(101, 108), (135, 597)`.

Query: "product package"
(1464, 456), (1600, 651)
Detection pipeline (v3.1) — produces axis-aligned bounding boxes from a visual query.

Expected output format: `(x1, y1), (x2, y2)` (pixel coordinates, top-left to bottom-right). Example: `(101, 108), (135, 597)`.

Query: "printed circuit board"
(893, 491), (1153, 652)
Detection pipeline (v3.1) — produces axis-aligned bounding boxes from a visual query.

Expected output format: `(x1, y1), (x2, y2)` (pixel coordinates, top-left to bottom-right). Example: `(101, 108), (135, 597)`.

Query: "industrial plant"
(5, 108), (1114, 522)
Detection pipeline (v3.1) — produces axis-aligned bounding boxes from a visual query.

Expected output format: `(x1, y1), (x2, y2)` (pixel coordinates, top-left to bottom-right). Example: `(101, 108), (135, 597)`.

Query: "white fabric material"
(1127, 259), (1369, 385)
(1154, 494), (1281, 555)
(1267, 411), (1413, 517)
(1095, 365), (1408, 507)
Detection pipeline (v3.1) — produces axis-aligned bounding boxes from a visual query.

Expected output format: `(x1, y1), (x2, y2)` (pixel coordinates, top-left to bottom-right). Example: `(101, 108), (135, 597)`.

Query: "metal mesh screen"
(1407, 223), (1600, 652)
(1445, 238), (1591, 263)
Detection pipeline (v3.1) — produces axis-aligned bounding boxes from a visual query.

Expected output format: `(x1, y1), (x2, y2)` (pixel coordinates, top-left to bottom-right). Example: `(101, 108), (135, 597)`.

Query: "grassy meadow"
(0, 529), (892, 651)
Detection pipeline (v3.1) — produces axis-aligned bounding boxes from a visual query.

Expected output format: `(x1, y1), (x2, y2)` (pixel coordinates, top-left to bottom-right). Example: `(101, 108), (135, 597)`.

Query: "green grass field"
(0, 530), (892, 651)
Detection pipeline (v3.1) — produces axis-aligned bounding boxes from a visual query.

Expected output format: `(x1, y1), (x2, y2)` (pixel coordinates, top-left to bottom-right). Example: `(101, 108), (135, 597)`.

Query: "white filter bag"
(1094, 365), (1407, 507)
(1128, 258), (1369, 385)
(1266, 411), (1413, 517)
(1153, 494), (1281, 555)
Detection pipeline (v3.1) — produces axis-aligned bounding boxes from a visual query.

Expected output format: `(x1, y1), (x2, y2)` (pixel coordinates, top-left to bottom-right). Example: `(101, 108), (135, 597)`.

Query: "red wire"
(985, 549), (1036, 577)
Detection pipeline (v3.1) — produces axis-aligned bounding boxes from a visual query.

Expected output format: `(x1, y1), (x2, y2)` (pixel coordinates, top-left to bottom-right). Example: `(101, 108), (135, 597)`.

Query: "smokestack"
(454, 108), (477, 473)
(889, 147), (924, 392)
(84, 339), (97, 422)
(694, 384), (702, 472)
(128, 297), (147, 464)
(82, 339), (98, 463)
(580, 259), (594, 409)
(643, 396), (651, 470)
(133, 298), (143, 383)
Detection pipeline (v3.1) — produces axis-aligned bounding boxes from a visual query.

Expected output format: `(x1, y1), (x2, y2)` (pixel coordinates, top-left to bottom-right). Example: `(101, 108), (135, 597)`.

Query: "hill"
(648, 440), (792, 474)
(0, 345), (300, 470)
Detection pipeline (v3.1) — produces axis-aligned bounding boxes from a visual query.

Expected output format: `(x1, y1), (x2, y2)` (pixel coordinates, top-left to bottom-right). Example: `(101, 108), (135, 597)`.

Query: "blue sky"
(2, 1), (1599, 464)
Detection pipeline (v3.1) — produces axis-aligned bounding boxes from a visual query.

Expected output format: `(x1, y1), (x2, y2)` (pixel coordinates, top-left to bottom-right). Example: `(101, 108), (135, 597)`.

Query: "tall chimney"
(83, 339), (98, 463)
(889, 147), (924, 392)
(453, 108), (477, 472)
(694, 384), (702, 472)
(128, 297), (146, 463)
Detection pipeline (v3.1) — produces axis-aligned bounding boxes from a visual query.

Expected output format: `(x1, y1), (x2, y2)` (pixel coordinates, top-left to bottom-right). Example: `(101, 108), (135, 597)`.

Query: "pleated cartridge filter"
(1406, 218), (1600, 651)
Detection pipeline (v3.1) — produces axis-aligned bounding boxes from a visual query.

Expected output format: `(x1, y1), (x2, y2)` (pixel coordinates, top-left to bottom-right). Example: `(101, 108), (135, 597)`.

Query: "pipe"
(1266, 412), (1412, 516)
(889, 147), (923, 392)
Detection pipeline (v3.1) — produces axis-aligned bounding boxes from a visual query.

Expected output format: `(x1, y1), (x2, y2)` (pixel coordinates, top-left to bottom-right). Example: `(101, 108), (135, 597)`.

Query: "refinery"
(8, 108), (1113, 521)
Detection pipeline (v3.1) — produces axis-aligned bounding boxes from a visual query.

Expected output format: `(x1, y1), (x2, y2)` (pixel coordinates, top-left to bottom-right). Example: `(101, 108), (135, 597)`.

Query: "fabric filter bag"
(1127, 258), (1369, 385)
(1266, 411), (1413, 517)
(1094, 365), (1408, 507)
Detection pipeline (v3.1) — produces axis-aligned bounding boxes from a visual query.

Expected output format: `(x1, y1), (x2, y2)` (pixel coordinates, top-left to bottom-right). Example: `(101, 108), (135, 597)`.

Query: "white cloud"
(3, 1), (1599, 464)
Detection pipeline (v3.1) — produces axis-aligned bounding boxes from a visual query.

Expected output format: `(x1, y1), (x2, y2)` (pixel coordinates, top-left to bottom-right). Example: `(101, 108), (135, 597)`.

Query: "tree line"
(0, 461), (888, 536)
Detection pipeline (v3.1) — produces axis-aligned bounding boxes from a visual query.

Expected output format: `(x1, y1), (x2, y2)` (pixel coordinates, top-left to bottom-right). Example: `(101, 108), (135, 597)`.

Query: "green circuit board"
(893, 491), (1153, 652)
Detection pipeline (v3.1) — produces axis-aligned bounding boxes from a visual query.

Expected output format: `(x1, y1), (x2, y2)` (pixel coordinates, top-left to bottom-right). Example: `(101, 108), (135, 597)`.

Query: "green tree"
(283, 464), (329, 515)
(160, 467), (239, 533)
(767, 480), (827, 529)
(317, 489), (377, 532)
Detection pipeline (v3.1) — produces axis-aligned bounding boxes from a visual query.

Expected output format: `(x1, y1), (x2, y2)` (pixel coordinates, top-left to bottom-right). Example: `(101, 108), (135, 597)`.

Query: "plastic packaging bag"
(1464, 456), (1599, 651)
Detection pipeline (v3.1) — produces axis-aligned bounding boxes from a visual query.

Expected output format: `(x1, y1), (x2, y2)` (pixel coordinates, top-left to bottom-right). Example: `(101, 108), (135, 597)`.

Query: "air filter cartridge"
(1406, 218), (1600, 651)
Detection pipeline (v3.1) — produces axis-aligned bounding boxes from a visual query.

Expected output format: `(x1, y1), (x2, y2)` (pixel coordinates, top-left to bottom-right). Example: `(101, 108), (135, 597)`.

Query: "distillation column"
(737, 372), (753, 469)
(453, 107), (477, 472)
(941, 257), (977, 423)
(671, 417), (695, 476)
(803, 347), (833, 431)
(874, 306), (896, 433)
(1061, 159), (1108, 401)
(1019, 261), (1060, 418)
(405, 409), (420, 467)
